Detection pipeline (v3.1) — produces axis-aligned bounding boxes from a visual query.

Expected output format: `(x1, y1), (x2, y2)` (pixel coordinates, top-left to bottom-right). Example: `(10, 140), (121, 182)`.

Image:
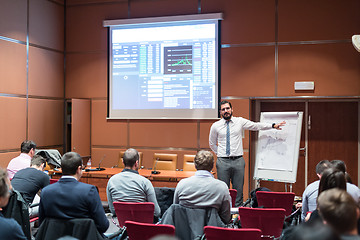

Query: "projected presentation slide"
(105, 14), (221, 119)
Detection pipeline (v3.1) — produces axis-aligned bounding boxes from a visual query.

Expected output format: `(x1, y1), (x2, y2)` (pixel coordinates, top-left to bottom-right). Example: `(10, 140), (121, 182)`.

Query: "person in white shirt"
(7, 140), (36, 179)
(209, 100), (285, 206)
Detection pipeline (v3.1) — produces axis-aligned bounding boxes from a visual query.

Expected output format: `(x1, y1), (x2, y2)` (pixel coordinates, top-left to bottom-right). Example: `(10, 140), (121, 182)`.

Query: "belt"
(220, 155), (242, 160)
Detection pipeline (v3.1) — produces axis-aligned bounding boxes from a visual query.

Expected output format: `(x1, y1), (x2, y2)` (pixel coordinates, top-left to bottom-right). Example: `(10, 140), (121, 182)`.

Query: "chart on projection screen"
(256, 112), (302, 171)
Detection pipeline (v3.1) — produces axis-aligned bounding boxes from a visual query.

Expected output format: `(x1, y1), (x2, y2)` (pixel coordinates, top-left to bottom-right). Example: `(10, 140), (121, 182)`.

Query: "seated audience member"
(318, 188), (360, 240)
(11, 155), (50, 217)
(173, 150), (231, 224)
(39, 152), (109, 234)
(306, 167), (346, 223)
(301, 160), (332, 221)
(282, 222), (340, 240)
(7, 140), (36, 179)
(0, 168), (27, 240)
(106, 148), (161, 218)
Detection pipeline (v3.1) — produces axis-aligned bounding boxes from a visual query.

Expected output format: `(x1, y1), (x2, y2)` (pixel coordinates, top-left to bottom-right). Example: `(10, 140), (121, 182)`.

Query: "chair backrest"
(239, 207), (286, 238)
(125, 220), (175, 240)
(49, 178), (58, 184)
(160, 204), (225, 240)
(229, 189), (237, 208)
(256, 191), (295, 216)
(35, 218), (104, 240)
(117, 151), (143, 168)
(183, 154), (196, 171)
(113, 202), (155, 227)
(153, 153), (177, 171)
(204, 226), (262, 240)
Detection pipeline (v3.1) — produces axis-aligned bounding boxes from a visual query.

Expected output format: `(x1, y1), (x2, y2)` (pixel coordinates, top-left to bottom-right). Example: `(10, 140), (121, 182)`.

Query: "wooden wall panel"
(91, 100), (128, 146)
(278, 43), (360, 96)
(199, 121), (214, 149)
(29, 0), (64, 51)
(0, 97), (27, 150)
(129, 121), (197, 148)
(202, 0), (275, 44)
(66, 53), (107, 98)
(221, 46), (275, 97)
(72, 99), (90, 156)
(91, 147), (124, 168)
(133, 149), (198, 171)
(67, 0), (123, 5)
(278, 0), (360, 42)
(28, 47), (64, 98)
(0, 0), (27, 42)
(0, 41), (27, 95)
(92, 147), (198, 171)
(130, 0), (198, 18)
(0, 152), (21, 169)
(66, 2), (128, 52)
(28, 99), (64, 147)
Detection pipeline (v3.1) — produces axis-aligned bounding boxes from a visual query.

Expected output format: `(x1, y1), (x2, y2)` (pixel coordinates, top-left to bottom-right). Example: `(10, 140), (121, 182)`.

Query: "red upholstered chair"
(204, 226), (262, 240)
(49, 178), (58, 184)
(113, 202), (155, 227)
(125, 220), (175, 240)
(239, 207), (286, 239)
(229, 189), (237, 207)
(256, 191), (295, 216)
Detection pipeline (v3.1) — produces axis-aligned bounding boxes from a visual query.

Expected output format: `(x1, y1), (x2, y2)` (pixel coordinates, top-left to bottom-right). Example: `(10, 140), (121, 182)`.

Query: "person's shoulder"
(211, 118), (223, 126)
(346, 182), (360, 191)
(0, 215), (22, 228)
(212, 178), (229, 189)
(306, 180), (319, 188)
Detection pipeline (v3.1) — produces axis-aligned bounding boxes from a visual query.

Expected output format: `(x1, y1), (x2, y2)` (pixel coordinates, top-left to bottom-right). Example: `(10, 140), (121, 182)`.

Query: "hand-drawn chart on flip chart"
(254, 112), (303, 183)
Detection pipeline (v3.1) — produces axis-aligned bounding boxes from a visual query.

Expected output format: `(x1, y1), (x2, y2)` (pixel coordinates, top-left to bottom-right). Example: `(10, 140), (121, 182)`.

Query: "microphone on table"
(85, 155), (106, 172)
(151, 158), (161, 174)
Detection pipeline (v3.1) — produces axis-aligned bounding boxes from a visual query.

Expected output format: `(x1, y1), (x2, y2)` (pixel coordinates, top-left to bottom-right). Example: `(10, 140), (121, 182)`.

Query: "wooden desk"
(50, 168), (196, 201)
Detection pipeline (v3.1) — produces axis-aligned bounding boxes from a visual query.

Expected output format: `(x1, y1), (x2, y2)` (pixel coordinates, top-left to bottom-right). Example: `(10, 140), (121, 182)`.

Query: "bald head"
(123, 148), (139, 168)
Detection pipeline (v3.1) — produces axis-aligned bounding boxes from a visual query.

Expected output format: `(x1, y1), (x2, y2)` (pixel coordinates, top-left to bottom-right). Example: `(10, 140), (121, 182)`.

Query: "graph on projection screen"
(254, 112), (303, 183)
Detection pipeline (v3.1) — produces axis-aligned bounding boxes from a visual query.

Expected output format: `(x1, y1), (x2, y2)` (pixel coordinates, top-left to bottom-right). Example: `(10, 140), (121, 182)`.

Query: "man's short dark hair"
(331, 160), (346, 173)
(123, 148), (139, 167)
(318, 189), (358, 235)
(194, 150), (214, 172)
(61, 152), (82, 175)
(21, 140), (36, 153)
(0, 168), (9, 198)
(315, 160), (332, 175)
(219, 100), (232, 110)
(31, 155), (46, 167)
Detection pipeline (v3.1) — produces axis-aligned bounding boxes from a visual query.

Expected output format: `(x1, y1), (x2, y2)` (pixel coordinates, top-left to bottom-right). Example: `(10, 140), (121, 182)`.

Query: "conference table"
(49, 168), (196, 201)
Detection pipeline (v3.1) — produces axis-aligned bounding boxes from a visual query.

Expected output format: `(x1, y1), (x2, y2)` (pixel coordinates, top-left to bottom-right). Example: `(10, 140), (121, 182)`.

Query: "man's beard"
(223, 112), (232, 120)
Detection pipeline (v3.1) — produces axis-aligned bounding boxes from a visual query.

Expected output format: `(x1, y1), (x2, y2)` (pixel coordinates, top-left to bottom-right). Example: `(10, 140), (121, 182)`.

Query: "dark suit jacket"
(39, 177), (109, 233)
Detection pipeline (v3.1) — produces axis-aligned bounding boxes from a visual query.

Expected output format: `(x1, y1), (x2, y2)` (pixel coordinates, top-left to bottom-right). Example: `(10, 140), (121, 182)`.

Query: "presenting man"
(209, 100), (285, 207)
(7, 140), (36, 179)
(106, 148), (161, 218)
(39, 152), (109, 234)
(174, 150), (231, 224)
